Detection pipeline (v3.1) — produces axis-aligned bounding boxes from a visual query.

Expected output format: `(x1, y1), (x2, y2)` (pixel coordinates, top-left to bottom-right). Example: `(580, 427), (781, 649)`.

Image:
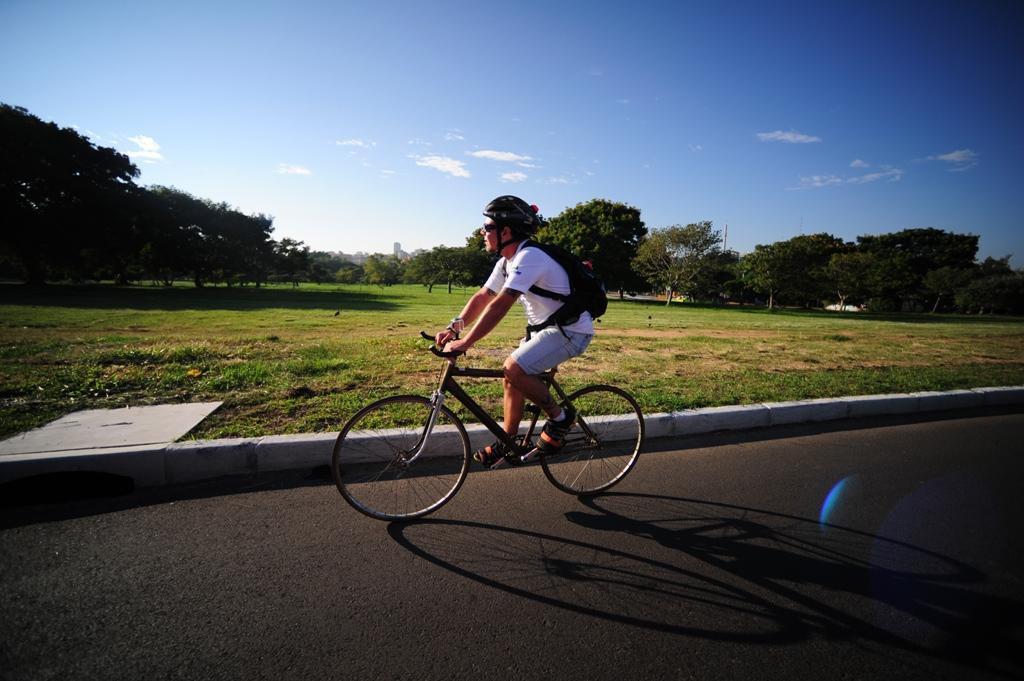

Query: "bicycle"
(331, 332), (645, 521)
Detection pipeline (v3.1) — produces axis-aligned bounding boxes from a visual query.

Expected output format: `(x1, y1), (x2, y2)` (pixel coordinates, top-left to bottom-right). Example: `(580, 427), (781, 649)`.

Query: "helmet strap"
(496, 226), (521, 256)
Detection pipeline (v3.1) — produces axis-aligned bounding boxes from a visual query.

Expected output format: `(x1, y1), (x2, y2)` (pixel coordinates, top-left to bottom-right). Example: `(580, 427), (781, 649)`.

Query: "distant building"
(328, 251), (370, 265)
(329, 247), (421, 264)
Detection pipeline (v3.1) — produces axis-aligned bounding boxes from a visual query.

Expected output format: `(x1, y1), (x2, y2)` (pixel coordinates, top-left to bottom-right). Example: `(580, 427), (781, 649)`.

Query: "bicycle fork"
(403, 388), (445, 465)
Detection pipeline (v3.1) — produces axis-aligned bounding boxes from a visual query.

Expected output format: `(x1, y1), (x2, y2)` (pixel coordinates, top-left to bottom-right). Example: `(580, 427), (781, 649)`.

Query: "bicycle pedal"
(520, 447), (542, 463)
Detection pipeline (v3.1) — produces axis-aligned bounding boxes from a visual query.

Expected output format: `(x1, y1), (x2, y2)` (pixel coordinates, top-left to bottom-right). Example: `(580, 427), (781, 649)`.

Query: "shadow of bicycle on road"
(388, 493), (1023, 679)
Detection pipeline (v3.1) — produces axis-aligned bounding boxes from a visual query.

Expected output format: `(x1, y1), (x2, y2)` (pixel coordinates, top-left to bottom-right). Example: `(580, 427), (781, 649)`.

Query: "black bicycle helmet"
(483, 195), (542, 236)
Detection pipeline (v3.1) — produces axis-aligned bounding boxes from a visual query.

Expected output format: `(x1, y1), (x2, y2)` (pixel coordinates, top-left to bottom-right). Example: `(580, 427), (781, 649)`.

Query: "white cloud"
(277, 164), (311, 175)
(927, 148), (979, 171)
(757, 130), (822, 144)
(444, 130), (465, 141)
(501, 172), (528, 183)
(517, 162), (540, 169)
(410, 154), (470, 178)
(792, 167), (903, 189)
(689, 144), (704, 152)
(336, 138), (375, 148)
(545, 176), (575, 185)
(468, 150), (532, 163)
(128, 135), (159, 152)
(850, 159), (870, 168)
(124, 135), (164, 163)
(407, 138), (432, 147)
(847, 168), (904, 184)
(792, 175), (842, 189)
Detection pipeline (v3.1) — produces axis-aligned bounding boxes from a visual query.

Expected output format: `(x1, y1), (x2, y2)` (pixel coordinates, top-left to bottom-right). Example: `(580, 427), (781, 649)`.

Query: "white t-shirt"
(483, 242), (595, 335)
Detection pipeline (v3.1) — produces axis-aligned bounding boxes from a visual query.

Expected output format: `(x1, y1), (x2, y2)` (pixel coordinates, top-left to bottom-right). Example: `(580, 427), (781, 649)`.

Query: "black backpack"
(506, 240), (607, 334)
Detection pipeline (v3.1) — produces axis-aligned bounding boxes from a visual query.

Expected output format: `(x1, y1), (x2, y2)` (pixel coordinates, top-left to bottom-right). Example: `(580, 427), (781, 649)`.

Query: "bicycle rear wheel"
(332, 395), (471, 521)
(541, 384), (644, 496)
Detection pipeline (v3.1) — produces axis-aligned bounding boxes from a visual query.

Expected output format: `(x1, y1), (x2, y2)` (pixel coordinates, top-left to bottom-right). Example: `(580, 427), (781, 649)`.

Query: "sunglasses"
(482, 223), (502, 232)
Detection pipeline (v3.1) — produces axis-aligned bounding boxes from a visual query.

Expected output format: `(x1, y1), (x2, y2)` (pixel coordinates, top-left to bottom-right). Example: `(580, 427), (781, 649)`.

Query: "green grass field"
(2, 282), (1022, 440)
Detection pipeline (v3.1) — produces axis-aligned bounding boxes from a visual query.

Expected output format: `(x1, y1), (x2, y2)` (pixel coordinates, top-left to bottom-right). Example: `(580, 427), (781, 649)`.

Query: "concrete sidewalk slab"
(0, 402), (222, 456)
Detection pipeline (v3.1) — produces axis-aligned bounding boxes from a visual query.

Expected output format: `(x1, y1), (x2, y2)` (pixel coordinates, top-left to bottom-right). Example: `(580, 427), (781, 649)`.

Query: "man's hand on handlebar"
(434, 329), (457, 347)
(421, 331), (464, 358)
(445, 337), (472, 355)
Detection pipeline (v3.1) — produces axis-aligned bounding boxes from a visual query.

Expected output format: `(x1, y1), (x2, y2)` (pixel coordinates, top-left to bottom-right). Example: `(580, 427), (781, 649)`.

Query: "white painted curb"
(1, 386), (1021, 488)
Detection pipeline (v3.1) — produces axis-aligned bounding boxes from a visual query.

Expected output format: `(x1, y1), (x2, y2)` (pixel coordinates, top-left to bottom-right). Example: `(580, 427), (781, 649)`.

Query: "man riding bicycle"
(437, 195), (595, 468)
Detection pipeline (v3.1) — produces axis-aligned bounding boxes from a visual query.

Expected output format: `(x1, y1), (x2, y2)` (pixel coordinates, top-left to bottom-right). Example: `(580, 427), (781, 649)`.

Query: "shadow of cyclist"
(387, 494), (1023, 679)
(570, 493), (1023, 677)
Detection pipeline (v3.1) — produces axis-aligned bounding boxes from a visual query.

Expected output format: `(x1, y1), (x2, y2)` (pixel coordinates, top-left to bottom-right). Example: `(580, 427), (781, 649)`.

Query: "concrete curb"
(2, 385), (1022, 489)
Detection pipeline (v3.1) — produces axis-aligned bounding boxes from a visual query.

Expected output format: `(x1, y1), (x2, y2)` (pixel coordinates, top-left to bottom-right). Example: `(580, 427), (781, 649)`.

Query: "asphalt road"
(2, 408), (1023, 681)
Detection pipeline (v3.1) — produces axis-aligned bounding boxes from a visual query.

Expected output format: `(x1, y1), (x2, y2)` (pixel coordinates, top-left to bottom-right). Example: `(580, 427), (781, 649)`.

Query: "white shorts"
(510, 326), (593, 375)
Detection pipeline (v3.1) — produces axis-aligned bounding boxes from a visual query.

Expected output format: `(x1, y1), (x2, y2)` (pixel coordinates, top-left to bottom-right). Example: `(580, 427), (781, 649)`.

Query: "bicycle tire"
(332, 395), (471, 521)
(540, 384), (644, 496)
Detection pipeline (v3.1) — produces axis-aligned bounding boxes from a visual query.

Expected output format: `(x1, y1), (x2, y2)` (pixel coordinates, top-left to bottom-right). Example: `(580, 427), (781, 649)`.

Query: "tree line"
(2, 103), (1021, 313)
(1, 104), (310, 287)
(334, 201), (1023, 315)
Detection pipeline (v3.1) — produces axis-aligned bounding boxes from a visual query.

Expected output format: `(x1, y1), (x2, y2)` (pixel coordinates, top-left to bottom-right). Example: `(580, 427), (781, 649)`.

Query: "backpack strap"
(518, 240), (572, 302)
(504, 240), (575, 340)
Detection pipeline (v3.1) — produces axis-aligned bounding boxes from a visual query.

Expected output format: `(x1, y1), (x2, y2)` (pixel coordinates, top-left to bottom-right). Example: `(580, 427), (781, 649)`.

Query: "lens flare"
(820, 475), (856, 527)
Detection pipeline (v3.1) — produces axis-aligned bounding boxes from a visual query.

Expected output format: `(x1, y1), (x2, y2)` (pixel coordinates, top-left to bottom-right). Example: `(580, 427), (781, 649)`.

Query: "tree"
(977, 255), (1014, 278)
(632, 222), (722, 304)
(922, 266), (973, 313)
(956, 272), (1024, 315)
(689, 249), (740, 303)
(363, 254), (403, 286)
(1, 103), (140, 284)
(740, 243), (785, 309)
(138, 187), (276, 287)
(462, 230), (496, 284)
(538, 199), (647, 297)
(825, 251), (878, 310)
(774, 234), (849, 307)
(309, 251), (351, 278)
(739, 234), (848, 309)
(857, 228), (979, 309)
(274, 238), (310, 287)
(404, 245), (480, 293)
(142, 186), (211, 286)
(334, 262), (364, 284)
(863, 251), (918, 312)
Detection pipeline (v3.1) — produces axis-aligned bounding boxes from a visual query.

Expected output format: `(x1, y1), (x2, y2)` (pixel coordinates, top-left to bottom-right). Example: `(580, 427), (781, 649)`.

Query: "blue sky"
(3, 0), (1022, 264)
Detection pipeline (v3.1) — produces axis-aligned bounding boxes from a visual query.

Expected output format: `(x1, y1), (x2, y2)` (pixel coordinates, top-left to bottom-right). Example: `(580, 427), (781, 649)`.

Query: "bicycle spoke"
(541, 385), (644, 496)
(333, 395), (470, 521)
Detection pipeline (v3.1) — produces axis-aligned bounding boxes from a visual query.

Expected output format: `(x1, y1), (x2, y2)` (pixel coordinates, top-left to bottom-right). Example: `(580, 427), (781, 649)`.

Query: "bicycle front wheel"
(541, 384), (644, 496)
(332, 395), (471, 521)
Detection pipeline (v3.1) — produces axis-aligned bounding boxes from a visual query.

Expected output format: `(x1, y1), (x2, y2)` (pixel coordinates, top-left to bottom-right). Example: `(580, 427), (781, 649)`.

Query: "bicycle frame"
(405, 359), (566, 464)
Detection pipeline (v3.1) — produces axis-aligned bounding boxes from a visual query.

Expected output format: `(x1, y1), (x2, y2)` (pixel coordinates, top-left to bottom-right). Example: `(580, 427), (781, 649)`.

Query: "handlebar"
(420, 331), (464, 358)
